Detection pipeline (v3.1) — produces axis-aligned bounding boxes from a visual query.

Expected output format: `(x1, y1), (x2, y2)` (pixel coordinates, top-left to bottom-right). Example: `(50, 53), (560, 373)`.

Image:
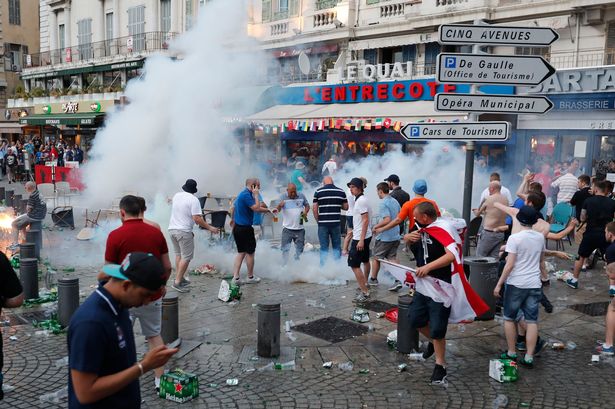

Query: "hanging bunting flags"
(355, 119), (362, 131)
(330, 118), (335, 128)
(393, 121), (401, 132)
(343, 119), (352, 131)
(335, 118), (343, 129)
(383, 118), (392, 129)
(364, 120), (372, 131)
(374, 118), (383, 129)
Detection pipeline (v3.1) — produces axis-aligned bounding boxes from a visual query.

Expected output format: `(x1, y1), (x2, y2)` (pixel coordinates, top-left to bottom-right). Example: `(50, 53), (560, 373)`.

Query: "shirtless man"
(473, 181), (509, 257)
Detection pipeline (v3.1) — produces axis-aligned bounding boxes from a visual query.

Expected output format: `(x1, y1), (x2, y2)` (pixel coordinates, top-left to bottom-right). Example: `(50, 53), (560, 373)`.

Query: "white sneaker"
(231, 277), (242, 286)
(244, 275), (261, 284)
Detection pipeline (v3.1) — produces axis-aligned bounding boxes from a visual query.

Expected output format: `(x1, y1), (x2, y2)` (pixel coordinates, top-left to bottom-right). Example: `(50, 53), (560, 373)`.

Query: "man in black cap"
(168, 179), (219, 292)
(385, 174), (409, 236)
(347, 177), (373, 303)
(68, 253), (178, 408)
(494, 206), (545, 368)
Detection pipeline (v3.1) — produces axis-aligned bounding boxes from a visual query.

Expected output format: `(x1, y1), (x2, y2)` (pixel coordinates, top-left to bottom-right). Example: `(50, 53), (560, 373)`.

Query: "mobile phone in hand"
(166, 338), (182, 349)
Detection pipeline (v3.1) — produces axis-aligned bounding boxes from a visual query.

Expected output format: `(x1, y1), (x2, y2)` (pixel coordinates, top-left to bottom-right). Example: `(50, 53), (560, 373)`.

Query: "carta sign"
(523, 66), (615, 93)
(276, 78), (513, 105)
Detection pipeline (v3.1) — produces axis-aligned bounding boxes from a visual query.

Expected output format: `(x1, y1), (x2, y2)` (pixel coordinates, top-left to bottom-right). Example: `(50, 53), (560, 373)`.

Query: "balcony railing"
(436, 0), (468, 5)
(545, 50), (615, 69)
(24, 31), (177, 69)
(315, 0), (341, 11)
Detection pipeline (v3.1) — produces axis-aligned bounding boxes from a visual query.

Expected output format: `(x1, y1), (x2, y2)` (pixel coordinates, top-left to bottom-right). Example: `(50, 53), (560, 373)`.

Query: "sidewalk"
(1, 181), (613, 408)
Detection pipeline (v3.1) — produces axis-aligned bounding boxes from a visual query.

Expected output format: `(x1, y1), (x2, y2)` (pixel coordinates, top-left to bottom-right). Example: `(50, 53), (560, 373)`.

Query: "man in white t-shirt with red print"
(347, 177), (372, 303)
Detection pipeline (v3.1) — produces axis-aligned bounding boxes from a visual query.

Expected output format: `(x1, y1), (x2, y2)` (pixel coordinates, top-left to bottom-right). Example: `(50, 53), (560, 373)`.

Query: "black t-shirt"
(416, 232), (452, 283)
(389, 187), (410, 208)
(0, 251), (23, 316)
(606, 242), (615, 265)
(570, 187), (592, 220)
(583, 195), (615, 230)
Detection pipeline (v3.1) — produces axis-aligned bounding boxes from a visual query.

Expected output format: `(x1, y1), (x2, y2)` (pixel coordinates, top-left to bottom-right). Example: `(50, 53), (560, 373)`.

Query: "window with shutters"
(105, 13), (114, 55)
(58, 24), (65, 50)
(77, 19), (93, 60)
(262, 0), (271, 22)
(605, 22), (615, 65)
(424, 42), (440, 75)
(9, 0), (20, 25)
(161, 0), (171, 33)
(127, 5), (146, 52)
(186, 0), (194, 30)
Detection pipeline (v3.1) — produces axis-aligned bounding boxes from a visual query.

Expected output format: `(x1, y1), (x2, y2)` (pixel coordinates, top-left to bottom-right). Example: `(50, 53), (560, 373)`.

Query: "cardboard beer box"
(489, 358), (518, 383)
(159, 370), (199, 403)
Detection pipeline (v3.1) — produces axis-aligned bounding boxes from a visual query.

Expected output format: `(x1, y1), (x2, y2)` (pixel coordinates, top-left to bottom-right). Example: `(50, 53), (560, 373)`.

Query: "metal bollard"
(257, 301), (280, 357)
(161, 292), (179, 344)
(19, 242), (36, 259)
(20, 258), (39, 300)
(58, 277), (80, 327)
(26, 229), (41, 259)
(12, 193), (21, 208)
(30, 220), (42, 231)
(0, 186), (5, 202)
(5, 189), (13, 207)
(19, 198), (28, 214)
(397, 295), (419, 354)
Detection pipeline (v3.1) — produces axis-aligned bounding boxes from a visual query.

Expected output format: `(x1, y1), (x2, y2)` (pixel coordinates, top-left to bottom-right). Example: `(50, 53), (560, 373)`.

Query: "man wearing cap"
(0, 250), (23, 401)
(104, 195), (172, 392)
(168, 179), (219, 293)
(230, 178), (269, 285)
(494, 206), (545, 368)
(375, 179), (440, 291)
(385, 174), (410, 209)
(347, 177), (373, 303)
(68, 253), (178, 408)
(290, 162), (308, 192)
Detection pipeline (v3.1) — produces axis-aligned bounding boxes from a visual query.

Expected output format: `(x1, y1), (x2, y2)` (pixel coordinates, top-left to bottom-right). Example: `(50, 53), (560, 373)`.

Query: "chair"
(467, 216), (483, 249)
(37, 183), (56, 209)
(261, 211), (275, 239)
(206, 210), (228, 240)
(198, 196), (207, 210)
(548, 202), (573, 251)
(55, 181), (79, 206)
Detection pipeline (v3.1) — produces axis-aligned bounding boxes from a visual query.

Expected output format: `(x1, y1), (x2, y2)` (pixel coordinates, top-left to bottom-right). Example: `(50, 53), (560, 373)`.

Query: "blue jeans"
(503, 284), (541, 324)
(318, 224), (341, 266)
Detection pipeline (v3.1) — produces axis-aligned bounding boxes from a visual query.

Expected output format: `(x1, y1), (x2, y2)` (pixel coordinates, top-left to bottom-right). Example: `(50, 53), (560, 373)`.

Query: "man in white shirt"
(321, 155), (337, 176)
(551, 160), (580, 203)
(167, 179), (219, 292)
(494, 206), (545, 368)
(479, 172), (513, 206)
(275, 183), (309, 264)
(347, 177), (372, 303)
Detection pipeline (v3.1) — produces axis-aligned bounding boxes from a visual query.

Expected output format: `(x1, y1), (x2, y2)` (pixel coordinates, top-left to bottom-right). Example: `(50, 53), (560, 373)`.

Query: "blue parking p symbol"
(410, 126), (420, 138)
(444, 57), (456, 68)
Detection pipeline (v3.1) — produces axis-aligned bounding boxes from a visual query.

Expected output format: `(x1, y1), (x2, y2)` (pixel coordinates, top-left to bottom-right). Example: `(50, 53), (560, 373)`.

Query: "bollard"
(26, 229), (41, 259)
(0, 186), (5, 202)
(257, 301), (280, 357)
(5, 189), (13, 207)
(19, 198), (28, 214)
(20, 258), (39, 300)
(161, 292), (179, 344)
(30, 220), (42, 231)
(397, 295), (419, 354)
(19, 242), (36, 259)
(58, 277), (80, 327)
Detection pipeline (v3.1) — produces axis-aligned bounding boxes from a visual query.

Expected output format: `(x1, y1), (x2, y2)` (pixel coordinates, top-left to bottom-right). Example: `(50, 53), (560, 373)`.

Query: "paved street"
(1, 185), (614, 408)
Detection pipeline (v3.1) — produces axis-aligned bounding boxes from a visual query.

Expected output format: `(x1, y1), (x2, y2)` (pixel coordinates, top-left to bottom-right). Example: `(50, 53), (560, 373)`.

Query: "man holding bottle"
(276, 183), (310, 265)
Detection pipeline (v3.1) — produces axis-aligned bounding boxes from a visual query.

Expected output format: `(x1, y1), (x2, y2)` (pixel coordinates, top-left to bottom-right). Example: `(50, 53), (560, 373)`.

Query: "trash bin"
(463, 256), (499, 320)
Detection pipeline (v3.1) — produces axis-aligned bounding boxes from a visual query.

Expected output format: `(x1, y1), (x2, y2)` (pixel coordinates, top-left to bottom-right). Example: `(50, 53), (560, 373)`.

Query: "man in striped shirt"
(551, 160), (579, 204)
(313, 176), (348, 266)
(9, 181), (47, 248)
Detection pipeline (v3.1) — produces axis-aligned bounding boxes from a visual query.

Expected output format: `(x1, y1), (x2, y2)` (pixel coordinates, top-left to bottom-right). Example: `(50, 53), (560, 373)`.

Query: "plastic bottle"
(565, 341), (577, 350)
(39, 386), (68, 403)
(338, 361), (354, 371)
(408, 353), (425, 362)
(492, 394), (508, 409)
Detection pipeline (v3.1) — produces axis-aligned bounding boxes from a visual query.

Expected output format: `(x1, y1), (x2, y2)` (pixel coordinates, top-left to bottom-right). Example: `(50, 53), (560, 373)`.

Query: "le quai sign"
(338, 62), (414, 82)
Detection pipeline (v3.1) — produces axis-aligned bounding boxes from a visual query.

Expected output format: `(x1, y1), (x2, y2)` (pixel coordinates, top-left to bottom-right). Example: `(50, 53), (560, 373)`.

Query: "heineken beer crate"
(489, 358), (518, 383)
(159, 370), (199, 403)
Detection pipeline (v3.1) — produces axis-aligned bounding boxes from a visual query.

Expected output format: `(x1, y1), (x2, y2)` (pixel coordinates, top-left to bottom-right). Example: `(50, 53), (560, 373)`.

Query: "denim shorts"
(503, 284), (542, 324)
(408, 292), (451, 339)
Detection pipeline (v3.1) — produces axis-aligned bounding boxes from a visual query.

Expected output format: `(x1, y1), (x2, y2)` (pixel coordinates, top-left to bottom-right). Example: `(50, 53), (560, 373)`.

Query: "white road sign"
(437, 53), (556, 86)
(399, 122), (510, 141)
(434, 93), (554, 114)
(439, 24), (559, 46)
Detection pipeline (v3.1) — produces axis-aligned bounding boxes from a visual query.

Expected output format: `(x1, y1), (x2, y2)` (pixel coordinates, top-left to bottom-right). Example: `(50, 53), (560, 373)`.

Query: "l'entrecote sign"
(524, 66), (615, 93)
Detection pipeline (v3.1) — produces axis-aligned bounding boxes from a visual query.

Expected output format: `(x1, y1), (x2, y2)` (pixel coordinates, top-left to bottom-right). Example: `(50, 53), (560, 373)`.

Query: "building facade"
(247, 0), (615, 177)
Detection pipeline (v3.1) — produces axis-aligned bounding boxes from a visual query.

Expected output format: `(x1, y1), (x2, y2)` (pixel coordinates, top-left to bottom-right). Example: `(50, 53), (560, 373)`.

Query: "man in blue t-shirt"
(369, 182), (401, 285)
(230, 178), (268, 286)
(68, 253), (177, 409)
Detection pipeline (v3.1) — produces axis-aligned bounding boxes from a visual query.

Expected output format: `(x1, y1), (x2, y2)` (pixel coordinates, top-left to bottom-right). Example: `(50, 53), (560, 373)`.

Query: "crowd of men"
(3, 153), (615, 405)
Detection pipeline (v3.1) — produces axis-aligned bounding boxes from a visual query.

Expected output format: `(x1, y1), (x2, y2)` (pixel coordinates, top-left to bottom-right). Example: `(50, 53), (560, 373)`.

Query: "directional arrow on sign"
(437, 53), (556, 86)
(399, 122), (510, 141)
(434, 93), (554, 115)
(438, 24), (559, 46)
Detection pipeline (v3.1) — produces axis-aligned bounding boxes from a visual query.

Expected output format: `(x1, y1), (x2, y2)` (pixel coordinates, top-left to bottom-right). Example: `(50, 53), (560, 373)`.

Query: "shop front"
(518, 66), (615, 175)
